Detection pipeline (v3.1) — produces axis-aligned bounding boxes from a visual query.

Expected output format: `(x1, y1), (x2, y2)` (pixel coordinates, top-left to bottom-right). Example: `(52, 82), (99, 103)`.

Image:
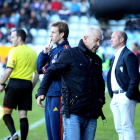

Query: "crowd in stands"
(124, 16), (140, 32)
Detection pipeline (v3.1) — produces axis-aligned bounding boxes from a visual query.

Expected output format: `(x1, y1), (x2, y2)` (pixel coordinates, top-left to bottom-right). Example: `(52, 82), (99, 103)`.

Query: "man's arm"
(0, 67), (13, 93)
(37, 40), (53, 74)
(32, 72), (39, 89)
(125, 53), (139, 99)
(36, 49), (71, 98)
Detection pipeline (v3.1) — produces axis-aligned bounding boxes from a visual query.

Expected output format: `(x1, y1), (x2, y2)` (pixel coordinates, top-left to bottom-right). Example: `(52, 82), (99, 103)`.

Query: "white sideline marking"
(1, 118), (45, 140)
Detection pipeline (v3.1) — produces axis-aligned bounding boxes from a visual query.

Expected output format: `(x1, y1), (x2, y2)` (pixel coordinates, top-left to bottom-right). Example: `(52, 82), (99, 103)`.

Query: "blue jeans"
(63, 114), (97, 140)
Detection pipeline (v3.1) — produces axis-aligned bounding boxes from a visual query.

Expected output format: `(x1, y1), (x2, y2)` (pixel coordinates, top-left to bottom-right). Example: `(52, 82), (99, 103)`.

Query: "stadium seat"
(34, 37), (46, 45)
(1, 27), (7, 35)
(127, 32), (134, 40)
(50, 14), (60, 22)
(21, 28), (27, 33)
(79, 24), (88, 31)
(118, 19), (126, 25)
(89, 17), (99, 24)
(30, 28), (37, 37)
(37, 29), (48, 37)
(105, 47), (114, 54)
(69, 23), (79, 30)
(69, 30), (78, 38)
(80, 16), (89, 24)
(63, 1), (72, 9)
(68, 38), (77, 47)
(10, 27), (16, 32)
(69, 16), (79, 23)
(109, 20), (118, 25)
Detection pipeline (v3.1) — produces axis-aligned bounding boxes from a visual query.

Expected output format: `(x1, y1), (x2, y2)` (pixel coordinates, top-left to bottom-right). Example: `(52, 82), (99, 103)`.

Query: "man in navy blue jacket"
(36, 21), (71, 140)
(107, 30), (139, 140)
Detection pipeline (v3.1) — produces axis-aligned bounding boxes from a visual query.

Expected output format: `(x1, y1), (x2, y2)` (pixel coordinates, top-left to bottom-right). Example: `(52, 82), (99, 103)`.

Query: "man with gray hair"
(36, 27), (106, 140)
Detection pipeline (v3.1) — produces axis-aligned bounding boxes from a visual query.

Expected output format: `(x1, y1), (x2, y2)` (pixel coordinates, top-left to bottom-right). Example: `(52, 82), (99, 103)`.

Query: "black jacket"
(36, 39), (105, 118)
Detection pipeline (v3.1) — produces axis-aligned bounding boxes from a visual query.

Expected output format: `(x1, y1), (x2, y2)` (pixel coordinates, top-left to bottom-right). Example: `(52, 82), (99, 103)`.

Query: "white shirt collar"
(114, 45), (125, 57)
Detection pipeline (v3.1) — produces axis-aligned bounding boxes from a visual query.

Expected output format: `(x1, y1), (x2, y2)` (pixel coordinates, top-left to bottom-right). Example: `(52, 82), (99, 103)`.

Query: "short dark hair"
(51, 20), (69, 40)
(12, 29), (26, 42)
(118, 31), (127, 44)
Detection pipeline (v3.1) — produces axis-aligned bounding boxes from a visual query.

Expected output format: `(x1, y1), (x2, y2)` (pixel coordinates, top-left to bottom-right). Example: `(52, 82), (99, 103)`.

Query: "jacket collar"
(56, 40), (69, 48)
(78, 39), (95, 58)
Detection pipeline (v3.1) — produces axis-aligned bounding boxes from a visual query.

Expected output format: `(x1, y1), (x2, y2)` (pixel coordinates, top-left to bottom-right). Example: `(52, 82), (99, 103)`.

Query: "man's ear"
(83, 35), (88, 42)
(60, 32), (64, 38)
(120, 37), (124, 43)
(18, 36), (22, 42)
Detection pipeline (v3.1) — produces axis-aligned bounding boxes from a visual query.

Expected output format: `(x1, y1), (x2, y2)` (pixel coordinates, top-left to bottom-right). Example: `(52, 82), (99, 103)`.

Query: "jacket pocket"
(75, 61), (88, 76)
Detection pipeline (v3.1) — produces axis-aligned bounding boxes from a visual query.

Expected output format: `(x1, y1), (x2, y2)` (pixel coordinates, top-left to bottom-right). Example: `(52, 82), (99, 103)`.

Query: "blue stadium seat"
(37, 29), (48, 37)
(69, 16), (79, 23)
(109, 20), (118, 25)
(80, 16), (88, 24)
(69, 23), (79, 30)
(89, 17), (99, 24)
(79, 24), (88, 31)
(50, 14), (60, 22)
(69, 30), (78, 38)
(1, 27), (7, 35)
(30, 28), (37, 37)
(34, 37), (46, 45)
(63, 1), (72, 9)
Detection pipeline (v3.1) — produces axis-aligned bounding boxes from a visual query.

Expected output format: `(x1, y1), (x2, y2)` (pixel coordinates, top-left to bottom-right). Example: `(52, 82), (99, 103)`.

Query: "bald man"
(36, 27), (105, 140)
(107, 31), (139, 140)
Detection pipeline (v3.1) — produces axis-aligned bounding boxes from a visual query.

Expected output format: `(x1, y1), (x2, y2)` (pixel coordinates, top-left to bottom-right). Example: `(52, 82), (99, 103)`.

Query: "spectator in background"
(29, 10), (38, 29)
(12, 0), (21, 13)
(0, 14), (8, 28)
(0, 29), (4, 42)
(50, 0), (61, 15)
(133, 16), (140, 32)
(70, 0), (80, 16)
(23, 2), (31, 18)
(0, 2), (12, 17)
(38, 11), (48, 29)
(26, 29), (33, 44)
(40, 0), (50, 13)
(5, 28), (11, 43)
(19, 8), (28, 28)
(0, 0), (4, 9)
(80, 0), (89, 16)
(102, 28), (112, 47)
(32, 0), (42, 14)
(132, 42), (139, 55)
(8, 12), (19, 28)
(124, 17), (134, 32)
(58, 5), (71, 21)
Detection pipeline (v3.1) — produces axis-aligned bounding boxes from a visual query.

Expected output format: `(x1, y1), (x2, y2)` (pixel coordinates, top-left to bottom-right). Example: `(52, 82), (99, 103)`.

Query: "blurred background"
(1, 0), (140, 139)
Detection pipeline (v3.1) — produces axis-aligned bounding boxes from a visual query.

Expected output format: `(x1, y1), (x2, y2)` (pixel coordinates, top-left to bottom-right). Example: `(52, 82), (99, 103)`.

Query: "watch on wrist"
(0, 82), (6, 87)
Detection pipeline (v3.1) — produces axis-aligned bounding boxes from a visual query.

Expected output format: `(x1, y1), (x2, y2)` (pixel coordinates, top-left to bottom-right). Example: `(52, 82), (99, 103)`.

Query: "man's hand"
(0, 85), (4, 93)
(44, 39), (53, 54)
(37, 95), (45, 108)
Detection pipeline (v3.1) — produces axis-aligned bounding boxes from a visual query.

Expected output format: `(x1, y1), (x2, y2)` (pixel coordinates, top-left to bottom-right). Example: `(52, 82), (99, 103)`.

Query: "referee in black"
(0, 29), (39, 140)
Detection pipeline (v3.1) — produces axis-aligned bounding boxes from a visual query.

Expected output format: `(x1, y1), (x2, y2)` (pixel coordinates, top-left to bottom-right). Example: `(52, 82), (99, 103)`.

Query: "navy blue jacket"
(107, 46), (140, 100)
(37, 40), (71, 96)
